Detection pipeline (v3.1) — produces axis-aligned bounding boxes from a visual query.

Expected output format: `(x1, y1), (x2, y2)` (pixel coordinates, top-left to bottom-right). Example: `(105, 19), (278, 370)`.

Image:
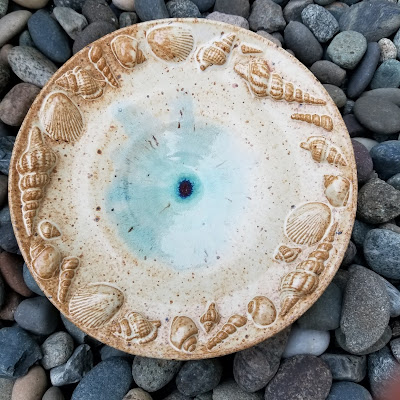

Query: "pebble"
(22, 263), (44, 296)
(50, 344), (93, 386)
(0, 136), (14, 175)
(248, 0), (286, 33)
(176, 359), (223, 397)
(0, 44), (13, 66)
(122, 388), (152, 400)
(390, 338), (400, 362)
(368, 345), (399, 398)
(323, 84), (347, 107)
(0, 64), (9, 95)
(283, 0), (313, 23)
(14, 296), (59, 335)
(54, 0), (85, 10)
(344, 114), (367, 137)
(361, 87), (400, 106)
(388, 173), (400, 190)
(340, 265), (390, 354)
(119, 11), (138, 27)
(8, 46), (57, 88)
(191, 0), (215, 12)
(0, 289), (22, 321)
(339, 0), (400, 42)
(370, 59), (400, 89)
(364, 229), (400, 279)
(213, 0), (250, 18)
(99, 345), (131, 360)
(112, 0), (135, 11)
(0, 205), (18, 253)
(380, 278), (400, 318)
(43, 387), (65, 400)
(18, 30), (35, 49)
(298, 282), (342, 331)
(0, 274), (4, 309)
(0, 11), (32, 48)
(0, 174), (7, 207)
(378, 38), (397, 62)
(72, 22), (116, 54)
(284, 21), (323, 66)
(163, 392), (191, 400)
(0, 83), (40, 127)
(0, 377), (14, 400)
(352, 139), (373, 183)
(320, 353), (367, 382)
(134, 0), (169, 21)
(233, 328), (290, 392)
(310, 60), (346, 86)
(301, 4), (339, 43)
(132, 357), (182, 392)
(166, 0), (201, 18)
(325, 2), (349, 21)
(11, 365), (47, 400)
(0, 253), (31, 298)
(82, 0), (118, 28)
(53, 7), (88, 41)
(206, 12), (249, 28)
(342, 241), (357, 267)
(326, 30), (367, 69)
(71, 358), (132, 400)
(12, 0), (49, 8)
(60, 313), (88, 343)
(370, 140), (400, 180)
(0, 326), (42, 378)
(265, 355), (332, 399)
(256, 30), (282, 47)
(352, 137), (378, 152)
(0, 0), (7, 18)
(41, 331), (75, 370)
(327, 382), (373, 400)
(213, 380), (262, 400)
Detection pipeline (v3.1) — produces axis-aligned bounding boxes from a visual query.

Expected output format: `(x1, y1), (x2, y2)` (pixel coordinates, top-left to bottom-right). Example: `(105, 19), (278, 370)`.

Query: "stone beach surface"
(1, 0), (400, 399)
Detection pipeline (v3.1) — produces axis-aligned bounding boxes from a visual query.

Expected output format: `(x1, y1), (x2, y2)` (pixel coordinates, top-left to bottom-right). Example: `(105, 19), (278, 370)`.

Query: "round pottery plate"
(9, 19), (357, 359)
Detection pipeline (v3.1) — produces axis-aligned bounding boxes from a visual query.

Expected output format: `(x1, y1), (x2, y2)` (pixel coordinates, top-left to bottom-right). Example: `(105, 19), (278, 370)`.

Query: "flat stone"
(82, 0), (118, 28)
(233, 328), (290, 392)
(54, 0), (85, 10)
(326, 382), (373, 400)
(0, 11), (32, 48)
(13, 0), (49, 8)
(206, 12), (249, 29)
(0, 136), (14, 175)
(53, 7), (88, 40)
(22, 263), (44, 296)
(214, 0), (250, 18)
(42, 387), (65, 400)
(72, 22), (116, 54)
(323, 84), (346, 107)
(99, 345), (131, 360)
(351, 139), (373, 183)
(340, 265), (390, 354)
(343, 114), (367, 137)
(364, 229), (400, 279)
(264, 355), (332, 400)
(371, 140), (400, 180)
(119, 11), (138, 27)
(0, 326), (42, 379)
(167, 0), (202, 17)
(0, 64), (10, 95)
(325, 2), (349, 21)
(0, 205), (19, 253)
(0, 252), (31, 297)
(0, 377), (14, 400)
(123, 388), (153, 400)
(0, 0), (7, 18)
(283, 0), (313, 23)
(248, 0), (286, 33)
(381, 278), (400, 318)
(19, 30), (35, 48)
(191, 0), (215, 12)
(361, 87), (400, 106)
(213, 380), (262, 400)
(388, 173), (400, 190)
(0, 289), (23, 321)
(378, 38), (397, 62)
(371, 59), (400, 89)
(134, 0), (169, 21)
(112, 0), (135, 12)
(339, 0), (400, 42)
(41, 331), (75, 370)
(256, 31), (282, 47)
(320, 353), (367, 382)
(176, 359), (223, 397)
(11, 365), (47, 400)
(310, 60), (346, 86)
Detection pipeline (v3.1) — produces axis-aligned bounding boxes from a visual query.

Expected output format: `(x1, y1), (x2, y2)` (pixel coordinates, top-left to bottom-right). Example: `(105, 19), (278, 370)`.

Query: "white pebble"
(112, 0), (135, 11)
(378, 38), (398, 62)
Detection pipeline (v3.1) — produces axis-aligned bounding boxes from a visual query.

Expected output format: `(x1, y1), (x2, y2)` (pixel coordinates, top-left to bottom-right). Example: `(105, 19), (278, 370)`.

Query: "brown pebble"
(0, 44), (13, 66)
(123, 388), (153, 400)
(42, 386), (65, 400)
(0, 289), (23, 320)
(11, 365), (47, 400)
(0, 252), (32, 297)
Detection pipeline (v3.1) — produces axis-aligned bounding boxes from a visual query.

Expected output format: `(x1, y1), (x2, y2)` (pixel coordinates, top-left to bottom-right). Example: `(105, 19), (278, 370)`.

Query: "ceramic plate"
(9, 19), (357, 359)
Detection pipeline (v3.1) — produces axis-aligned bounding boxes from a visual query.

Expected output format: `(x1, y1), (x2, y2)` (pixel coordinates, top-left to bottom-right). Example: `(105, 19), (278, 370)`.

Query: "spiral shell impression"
(89, 44), (119, 88)
(30, 238), (61, 280)
(38, 220), (61, 240)
(324, 175), (351, 207)
(240, 43), (262, 54)
(200, 302), (220, 333)
(17, 127), (57, 236)
(300, 136), (347, 167)
(170, 316), (198, 353)
(274, 245), (301, 263)
(248, 296), (277, 327)
(111, 35), (146, 69)
(147, 25), (194, 62)
(40, 92), (83, 143)
(291, 113), (333, 132)
(112, 312), (161, 344)
(197, 33), (235, 71)
(69, 284), (124, 329)
(58, 257), (80, 303)
(234, 59), (326, 105)
(55, 67), (105, 100)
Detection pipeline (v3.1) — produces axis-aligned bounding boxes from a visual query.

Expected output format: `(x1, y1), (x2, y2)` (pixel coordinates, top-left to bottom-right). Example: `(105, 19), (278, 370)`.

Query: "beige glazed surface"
(9, 19), (357, 360)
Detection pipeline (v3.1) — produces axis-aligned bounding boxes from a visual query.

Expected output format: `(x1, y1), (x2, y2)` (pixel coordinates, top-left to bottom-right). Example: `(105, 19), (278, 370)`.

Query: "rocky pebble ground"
(1, 0), (400, 399)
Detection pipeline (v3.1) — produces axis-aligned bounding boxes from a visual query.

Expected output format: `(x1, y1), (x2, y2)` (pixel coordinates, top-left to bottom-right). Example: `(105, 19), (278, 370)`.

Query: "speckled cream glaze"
(9, 19), (357, 360)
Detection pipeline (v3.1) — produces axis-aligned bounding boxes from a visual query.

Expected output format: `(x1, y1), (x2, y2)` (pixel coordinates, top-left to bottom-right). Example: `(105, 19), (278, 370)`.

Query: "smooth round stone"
(265, 355), (332, 400)
(122, 388), (152, 400)
(112, 0), (135, 11)
(361, 87), (400, 106)
(340, 265), (390, 354)
(379, 223), (400, 235)
(164, 391), (191, 400)
(341, 240), (356, 267)
(43, 387), (65, 400)
(381, 278), (400, 318)
(191, 0), (215, 12)
(214, 0), (250, 18)
(0, 174), (7, 207)
(351, 139), (373, 183)
(347, 42), (380, 99)
(99, 345), (131, 360)
(11, 366), (47, 400)
(19, 30), (35, 48)
(370, 140), (400, 180)
(0, 326), (42, 378)
(327, 382), (373, 400)
(213, 380), (262, 400)
(378, 38), (397, 62)
(176, 359), (223, 397)
(71, 358), (132, 400)
(371, 59), (400, 89)
(314, 0), (334, 5)
(320, 353), (366, 382)
(0, 204), (19, 253)
(82, 0), (118, 28)
(0, 274), (4, 309)
(14, 296), (59, 335)
(310, 60), (346, 86)
(8, 46), (57, 88)
(248, 0), (285, 32)
(284, 21), (323, 66)
(0, 11), (32, 48)
(60, 313), (88, 344)
(301, 4), (339, 43)
(364, 229), (400, 279)
(0, 44), (13, 67)
(0, 64), (9, 95)
(323, 84), (346, 107)
(54, 0), (85, 10)
(13, 0), (49, 8)
(352, 137), (378, 152)
(325, 2), (349, 21)
(0, 136), (14, 175)
(22, 263), (44, 296)
(390, 338), (400, 362)
(0, 0), (7, 18)
(134, 0), (169, 21)
(0, 377), (14, 400)
(167, 0), (201, 18)
(357, 178), (400, 224)
(343, 114), (366, 138)
(256, 30), (282, 47)
(53, 7), (88, 41)
(233, 328), (290, 392)
(132, 357), (182, 392)
(283, 0), (313, 23)
(0, 252), (31, 297)
(0, 83), (40, 127)
(298, 282), (342, 331)
(206, 12), (249, 29)
(0, 289), (23, 321)
(339, 0), (400, 42)
(41, 331), (75, 370)
(327, 31), (367, 69)
(72, 22), (116, 54)
(119, 11), (137, 27)
(388, 173), (400, 190)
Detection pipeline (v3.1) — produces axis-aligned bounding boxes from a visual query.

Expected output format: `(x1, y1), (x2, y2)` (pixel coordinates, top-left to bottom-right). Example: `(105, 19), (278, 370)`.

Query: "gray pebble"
(341, 240), (357, 266)
(388, 173), (400, 191)
(167, 0), (201, 17)
(352, 140), (373, 184)
(41, 331), (75, 370)
(99, 345), (132, 360)
(378, 38), (397, 62)
(344, 114), (367, 137)
(0, 10), (32, 47)
(325, 2), (349, 21)
(310, 60), (346, 86)
(163, 391), (191, 400)
(0, 136), (14, 175)
(380, 278), (400, 318)
(352, 137), (379, 152)
(0, 274), (4, 310)
(0, 0), (8, 18)
(323, 84), (347, 107)
(54, 0), (85, 11)
(82, 0), (118, 27)
(283, 0), (313, 23)
(0, 377), (14, 400)
(191, 0), (215, 12)
(135, 0), (169, 21)
(320, 353), (367, 382)
(119, 12), (137, 27)
(0, 64), (9, 95)
(214, 0), (250, 18)
(43, 387), (65, 400)
(213, 380), (262, 400)
(361, 87), (400, 106)
(72, 22), (116, 54)
(60, 313), (88, 344)
(194, 393), (212, 400)
(256, 30), (282, 47)
(248, 0), (286, 33)
(22, 263), (44, 296)
(0, 174), (6, 209)
(19, 30), (35, 48)
(206, 12), (249, 29)
(326, 382), (372, 400)
(0, 205), (19, 253)
(390, 338), (400, 362)
(53, 7), (88, 40)
(371, 59), (400, 89)
(379, 223), (400, 235)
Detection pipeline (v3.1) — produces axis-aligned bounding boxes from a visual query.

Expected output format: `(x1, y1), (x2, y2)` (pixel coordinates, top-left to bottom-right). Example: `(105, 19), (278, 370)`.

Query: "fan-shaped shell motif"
(324, 175), (351, 207)
(38, 220), (61, 240)
(147, 25), (194, 62)
(248, 296), (277, 327)
(30, 238), (61, 280)
(69, 284), (124, 329)
(111, 34), (146, 68)
(285, 202), (331, 246)
(40, 92), (83, 143)
(170, 316), (198, 353)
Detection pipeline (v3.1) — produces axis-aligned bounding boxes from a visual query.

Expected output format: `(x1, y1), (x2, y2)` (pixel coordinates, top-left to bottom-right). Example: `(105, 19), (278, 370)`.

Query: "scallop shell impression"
(69, 284), (124, 329)
(30, 238), (61, 280)
(285, 202), (332, 246)
(324, 175), (351, 207)
(147, 25), (194, 62)
(248, 296), (277, 327)
(170, 316), (198, 353)
(38, 220), (61, 240)
(40, 92), (83, 143)
(111, 34), (146, 69)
